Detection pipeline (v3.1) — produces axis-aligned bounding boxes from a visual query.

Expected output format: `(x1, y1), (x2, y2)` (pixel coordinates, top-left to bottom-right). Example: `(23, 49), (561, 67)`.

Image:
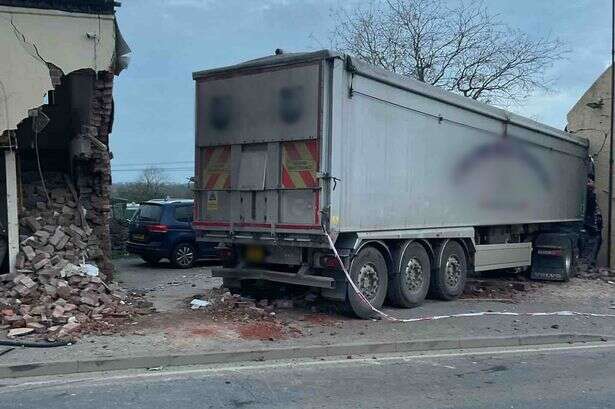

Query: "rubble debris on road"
(0, 171), (158, 342)
(575, 261), (615, 281)
(190, 299), (211, 309)
(7, 328), (35, 337)
(463, 263), (615, 302)
(187, 289), (278, 322)
(187, 287), (341, 322)
(463, 276), (539, 300)
(182, 287), (348, 340)
(0, 263), (153, 342)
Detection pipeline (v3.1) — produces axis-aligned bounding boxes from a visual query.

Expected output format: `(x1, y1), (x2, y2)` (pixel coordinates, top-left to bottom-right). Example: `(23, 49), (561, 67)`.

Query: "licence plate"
(132, 234), (145, 241)
(245, 246), (265, 263)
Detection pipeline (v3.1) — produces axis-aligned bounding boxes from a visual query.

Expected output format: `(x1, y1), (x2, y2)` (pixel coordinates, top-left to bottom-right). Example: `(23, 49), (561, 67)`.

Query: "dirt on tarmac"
(1, 257), (614, 368)
(110, 256), (615, 348)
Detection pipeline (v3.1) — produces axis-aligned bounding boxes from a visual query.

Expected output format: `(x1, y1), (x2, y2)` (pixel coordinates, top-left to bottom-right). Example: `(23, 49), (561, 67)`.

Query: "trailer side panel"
(329, 65), (587, 233)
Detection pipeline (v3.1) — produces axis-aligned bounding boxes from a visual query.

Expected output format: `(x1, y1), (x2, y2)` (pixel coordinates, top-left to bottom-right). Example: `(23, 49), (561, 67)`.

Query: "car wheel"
(141, 255), (161, 266)
(347, 246), (388, 319)
(430, 240), (467, 301)
(171, 242), (196, 269)
(388, 241), (431, 308)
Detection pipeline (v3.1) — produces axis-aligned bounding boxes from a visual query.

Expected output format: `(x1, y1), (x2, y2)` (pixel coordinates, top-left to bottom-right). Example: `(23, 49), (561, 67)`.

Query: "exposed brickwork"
(74, 71), (115, 277)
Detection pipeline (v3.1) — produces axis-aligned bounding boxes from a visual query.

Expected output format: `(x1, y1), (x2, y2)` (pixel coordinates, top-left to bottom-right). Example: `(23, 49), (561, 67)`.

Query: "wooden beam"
(4, 150), (18, 273)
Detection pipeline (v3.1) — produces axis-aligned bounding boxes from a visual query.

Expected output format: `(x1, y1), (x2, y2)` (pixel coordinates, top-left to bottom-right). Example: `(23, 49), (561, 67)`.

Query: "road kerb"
(0, 333), (607, 379)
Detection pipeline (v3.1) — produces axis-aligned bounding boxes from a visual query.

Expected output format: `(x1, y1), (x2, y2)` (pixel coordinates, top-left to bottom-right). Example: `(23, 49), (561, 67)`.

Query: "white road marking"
(2, 341), (615, 392)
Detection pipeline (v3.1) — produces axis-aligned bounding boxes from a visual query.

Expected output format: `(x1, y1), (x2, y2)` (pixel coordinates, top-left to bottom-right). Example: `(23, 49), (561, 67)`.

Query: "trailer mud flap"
(531, 233), (574, 281)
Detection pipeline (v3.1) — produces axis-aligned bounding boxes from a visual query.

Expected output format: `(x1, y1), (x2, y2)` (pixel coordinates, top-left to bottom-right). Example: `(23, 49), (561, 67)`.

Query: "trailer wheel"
(347, 246), (388, 319)
(388, 242), (431, 308)
(430, 240), (467, 301)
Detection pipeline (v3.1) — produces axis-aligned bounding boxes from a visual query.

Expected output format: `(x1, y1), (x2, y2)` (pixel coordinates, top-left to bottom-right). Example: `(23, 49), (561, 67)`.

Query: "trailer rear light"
(146, 224), (169, 233)
(537, 249), (563, 256)
(321, 255), (341, 269)
(217, 248), (233, 259)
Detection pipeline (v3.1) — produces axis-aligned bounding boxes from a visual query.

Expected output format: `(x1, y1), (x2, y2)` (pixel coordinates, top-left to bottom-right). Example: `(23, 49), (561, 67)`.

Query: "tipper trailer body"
(192, 50), (590, 317)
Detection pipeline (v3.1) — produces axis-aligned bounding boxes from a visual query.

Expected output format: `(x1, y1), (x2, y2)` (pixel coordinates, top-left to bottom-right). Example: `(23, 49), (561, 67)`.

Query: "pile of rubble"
(575, 260), (615, 282)
(189, 287), (333, 322)
(189, 288), (307, 340)
(0, 268), (134, 340)
(0, 172), (147, 340)
(190, 288), (282, 323)
(463, 276), (537, 301)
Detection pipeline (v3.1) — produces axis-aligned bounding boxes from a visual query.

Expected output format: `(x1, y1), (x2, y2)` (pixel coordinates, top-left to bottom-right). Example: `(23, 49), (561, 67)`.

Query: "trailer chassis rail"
(212, 268), (336, 289)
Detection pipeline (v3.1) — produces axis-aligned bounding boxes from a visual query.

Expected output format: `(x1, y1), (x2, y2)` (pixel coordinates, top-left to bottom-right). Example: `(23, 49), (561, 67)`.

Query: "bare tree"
(112, 167), (193, 203)
(330, 0), (566, 105)
(112, 167), (167, 203)
(138, 167), (167, 197)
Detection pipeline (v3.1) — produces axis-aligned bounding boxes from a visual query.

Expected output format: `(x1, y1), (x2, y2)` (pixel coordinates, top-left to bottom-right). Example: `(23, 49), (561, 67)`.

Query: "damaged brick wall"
(14, 70), (116, 280)
(0, 70), (127, 339)
(0, 1), (134, 340)
(74, 71), (115, 277)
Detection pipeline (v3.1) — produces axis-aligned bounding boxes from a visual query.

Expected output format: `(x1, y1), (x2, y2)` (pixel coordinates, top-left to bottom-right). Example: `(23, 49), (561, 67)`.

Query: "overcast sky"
(111, 0), (613, 182)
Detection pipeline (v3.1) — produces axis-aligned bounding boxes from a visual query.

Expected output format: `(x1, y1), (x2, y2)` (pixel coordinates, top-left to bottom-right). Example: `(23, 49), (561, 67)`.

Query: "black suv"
(127, 199), (223, 268)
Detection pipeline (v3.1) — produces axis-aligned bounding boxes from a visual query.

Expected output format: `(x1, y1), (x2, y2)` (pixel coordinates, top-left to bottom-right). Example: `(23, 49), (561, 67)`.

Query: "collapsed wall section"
(0, 4), (130, 279)
(15, 70), (116, 279)
(0, 3), (134, 339)
(0, 0), (130, 271)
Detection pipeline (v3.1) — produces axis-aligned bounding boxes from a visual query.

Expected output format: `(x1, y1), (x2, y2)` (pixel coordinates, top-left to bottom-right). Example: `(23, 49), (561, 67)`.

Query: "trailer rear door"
(193, 62), (323, 237)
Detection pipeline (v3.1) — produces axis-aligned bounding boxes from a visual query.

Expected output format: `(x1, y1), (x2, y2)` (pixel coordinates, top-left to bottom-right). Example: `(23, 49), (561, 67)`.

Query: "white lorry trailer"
(192, 50), (590, 318)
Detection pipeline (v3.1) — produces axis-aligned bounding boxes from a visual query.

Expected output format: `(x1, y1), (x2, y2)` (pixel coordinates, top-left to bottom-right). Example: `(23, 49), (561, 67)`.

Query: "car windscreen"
(136, 204), (163, 222)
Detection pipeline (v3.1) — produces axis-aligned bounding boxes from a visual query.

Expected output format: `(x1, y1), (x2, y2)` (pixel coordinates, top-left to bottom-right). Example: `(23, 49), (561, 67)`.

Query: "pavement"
(0, 257), (614, 377)
(4, 341), (615, 408)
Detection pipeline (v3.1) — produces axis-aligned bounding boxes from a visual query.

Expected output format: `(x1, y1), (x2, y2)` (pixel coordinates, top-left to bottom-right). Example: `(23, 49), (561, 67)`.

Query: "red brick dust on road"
(236, 322), (288, 341)
(126, 310), (306, 345)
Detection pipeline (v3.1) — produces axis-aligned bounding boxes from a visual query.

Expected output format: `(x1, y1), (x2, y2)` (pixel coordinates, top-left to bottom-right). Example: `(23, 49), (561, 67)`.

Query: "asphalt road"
(3, 342), (615, 409)
(113, 256), (222, 312)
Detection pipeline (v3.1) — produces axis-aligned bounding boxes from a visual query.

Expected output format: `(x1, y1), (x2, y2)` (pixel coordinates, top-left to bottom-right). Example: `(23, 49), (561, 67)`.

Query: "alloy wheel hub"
(177, 246), (194, 266)
(404, 258), (424, 292)
(445, 255), (461, 288)
(357, 263), (380, 299)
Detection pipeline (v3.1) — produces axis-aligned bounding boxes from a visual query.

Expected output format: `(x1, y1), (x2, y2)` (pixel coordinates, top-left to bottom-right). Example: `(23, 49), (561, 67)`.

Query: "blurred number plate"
(245, 246), (265, 263)
(132, 234), (145, 241)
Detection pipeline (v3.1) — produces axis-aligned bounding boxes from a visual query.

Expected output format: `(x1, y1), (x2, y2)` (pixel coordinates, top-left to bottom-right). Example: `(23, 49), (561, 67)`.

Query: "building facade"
(0, 0), (130, 276)
(567, 66), (612, 267)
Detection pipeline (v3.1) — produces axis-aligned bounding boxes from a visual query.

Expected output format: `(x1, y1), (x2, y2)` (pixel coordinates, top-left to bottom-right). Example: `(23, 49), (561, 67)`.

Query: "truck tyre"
(347, 246), (388, 319)
(171, 242), (196, 269)
(388, 241), (431, 308)
(430, 240), (467, 301)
